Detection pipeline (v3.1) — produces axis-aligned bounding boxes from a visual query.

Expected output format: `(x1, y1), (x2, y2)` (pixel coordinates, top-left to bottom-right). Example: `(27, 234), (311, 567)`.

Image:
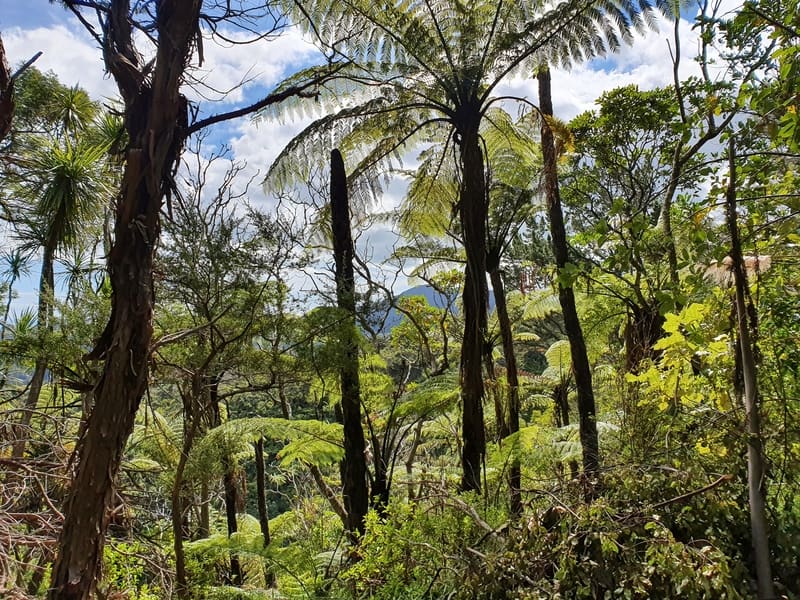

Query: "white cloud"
(187, 27), (324, 106)
(4, 25), (116, 100)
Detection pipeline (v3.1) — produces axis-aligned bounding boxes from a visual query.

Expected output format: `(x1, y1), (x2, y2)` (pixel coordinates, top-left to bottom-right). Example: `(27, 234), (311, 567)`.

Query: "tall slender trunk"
(222, 455), (243, 585)
(1, 273), (17, 341)
(490, 269), (521, 516)
(0, 33), (13, 143)
(330, 148), (368, 536)
(457, 108), (488, 493)
(12, 244), (54, 458)
(254, 438), (271, 547)
(538, 67), (599, 476)
(48, 2), (201, 597)
(172, 411), (201, 600)
(726, 139), (774, 600)
(254, 437), (275, 586)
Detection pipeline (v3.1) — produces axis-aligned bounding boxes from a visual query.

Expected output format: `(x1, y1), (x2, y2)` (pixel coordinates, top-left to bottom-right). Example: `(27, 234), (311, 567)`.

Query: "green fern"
(187, 418), (344, 482)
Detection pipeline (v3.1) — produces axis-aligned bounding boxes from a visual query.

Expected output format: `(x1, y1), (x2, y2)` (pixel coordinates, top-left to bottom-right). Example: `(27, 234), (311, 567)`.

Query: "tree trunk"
(48, 2), (201, 597)
(172, 411), (201, 600)
(726, 139), (774, 600)
(330, 148), (368, 536)
(254, 438), (271, 547)
(623, 304), (665, 372)
(254, 437), (275, 586)
(0, 33), (13, 143)
(456, 107), (488, 493)
(12, 244), (54, 458)
(490, 269), (522, 516)
(222, 455), (243, 585)
(538, 67), (599, 477)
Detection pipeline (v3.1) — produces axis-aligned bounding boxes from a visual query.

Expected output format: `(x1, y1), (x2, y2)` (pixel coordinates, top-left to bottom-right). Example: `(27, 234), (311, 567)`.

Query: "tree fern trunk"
(330, 148), (368, 536)
(457, 108), (488, 493)
(538, 67), (599, 477)
(490, 269), (521, 516)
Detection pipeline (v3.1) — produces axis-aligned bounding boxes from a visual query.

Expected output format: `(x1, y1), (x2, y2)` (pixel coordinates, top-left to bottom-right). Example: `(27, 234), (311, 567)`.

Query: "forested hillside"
(0, 1), (799, 598)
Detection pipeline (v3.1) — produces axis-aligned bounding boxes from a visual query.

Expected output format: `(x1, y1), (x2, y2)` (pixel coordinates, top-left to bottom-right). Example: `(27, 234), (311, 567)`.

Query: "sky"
(0, 0), (742, 313)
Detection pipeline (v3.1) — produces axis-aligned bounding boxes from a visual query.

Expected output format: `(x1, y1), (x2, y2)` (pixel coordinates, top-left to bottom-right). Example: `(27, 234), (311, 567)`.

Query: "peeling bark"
(48, 2), (202, 597)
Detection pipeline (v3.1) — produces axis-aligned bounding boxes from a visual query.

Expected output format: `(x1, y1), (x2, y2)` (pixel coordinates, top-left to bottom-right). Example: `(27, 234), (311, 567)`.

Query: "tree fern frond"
(522, 289), (561, 320)
(393, 370), (460, 420)
(187, 417), (344, 482)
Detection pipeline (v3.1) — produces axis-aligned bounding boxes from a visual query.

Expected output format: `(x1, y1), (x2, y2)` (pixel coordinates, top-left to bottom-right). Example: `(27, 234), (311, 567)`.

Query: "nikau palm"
(268, 0), (670, 490)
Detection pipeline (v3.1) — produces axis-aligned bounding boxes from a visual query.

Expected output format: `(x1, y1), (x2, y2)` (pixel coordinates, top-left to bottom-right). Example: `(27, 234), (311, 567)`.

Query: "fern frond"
(187, 417), (344, 482)
(522, 289), (561, 320)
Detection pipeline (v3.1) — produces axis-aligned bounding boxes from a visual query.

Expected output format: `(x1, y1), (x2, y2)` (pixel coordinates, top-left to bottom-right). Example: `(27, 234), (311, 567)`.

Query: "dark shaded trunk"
(254, 437), (275, 586)
(490, 269), (521, 516)
(330, 148), (368, 536)
(623, 304), (665, 372)
(370, 431), (390, 515)
(0, 33), (13, 143)
(538, 67), (599, 477)
(726, 139), (774, 600)
(457, 107), (488, 493)
(553, 382), (569, 429)
(48, 4), (201, 597)
(222, 455), (243, 585)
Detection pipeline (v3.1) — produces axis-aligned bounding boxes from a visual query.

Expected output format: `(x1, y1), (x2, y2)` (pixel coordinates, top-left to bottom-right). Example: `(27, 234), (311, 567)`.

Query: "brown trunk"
(490, 269), (522, 516)
(330, 148), (368, 536)
(726, 139), (774, 600)
(538, 67), (599, 476)
(48, 2), (201, 598)
(457, 106), (488, 493)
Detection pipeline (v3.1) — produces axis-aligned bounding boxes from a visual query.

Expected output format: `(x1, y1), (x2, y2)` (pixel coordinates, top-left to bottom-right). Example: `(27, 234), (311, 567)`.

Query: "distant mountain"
(379, 284), (495, 334)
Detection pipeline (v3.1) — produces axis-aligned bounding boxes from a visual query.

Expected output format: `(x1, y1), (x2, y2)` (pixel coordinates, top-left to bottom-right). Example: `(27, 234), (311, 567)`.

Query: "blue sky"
(1, 0), (740, 313)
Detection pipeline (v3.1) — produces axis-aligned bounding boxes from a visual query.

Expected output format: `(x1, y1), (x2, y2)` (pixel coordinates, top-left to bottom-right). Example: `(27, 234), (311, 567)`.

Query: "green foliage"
(101, 541), (164, 600)
(461, 468), (751, 599)
(338, 499), (500, 599)
(188, 417), (344, 482)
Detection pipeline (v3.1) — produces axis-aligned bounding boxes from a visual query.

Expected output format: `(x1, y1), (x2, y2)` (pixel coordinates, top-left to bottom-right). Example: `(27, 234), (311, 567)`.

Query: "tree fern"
(187, 418), (344, 483)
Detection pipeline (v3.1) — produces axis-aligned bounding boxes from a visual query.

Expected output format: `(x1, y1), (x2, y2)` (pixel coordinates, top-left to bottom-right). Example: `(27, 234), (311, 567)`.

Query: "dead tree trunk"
(330, 148), (368, 536)
(538, 66), (599, 477)
(726, 139), (774, 600)
(48, 2), (201, 597)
